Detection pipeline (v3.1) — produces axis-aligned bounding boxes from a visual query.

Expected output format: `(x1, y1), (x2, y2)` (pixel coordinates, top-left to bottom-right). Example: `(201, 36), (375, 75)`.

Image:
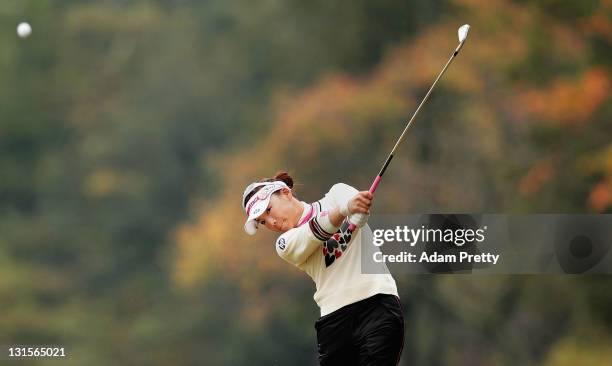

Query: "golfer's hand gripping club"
(344, 191), (373, 228)
(347, 24), (470, 233)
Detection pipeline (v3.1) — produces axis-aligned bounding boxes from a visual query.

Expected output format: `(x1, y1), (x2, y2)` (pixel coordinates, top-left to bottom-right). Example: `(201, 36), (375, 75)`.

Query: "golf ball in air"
(17, 22), (32, 38)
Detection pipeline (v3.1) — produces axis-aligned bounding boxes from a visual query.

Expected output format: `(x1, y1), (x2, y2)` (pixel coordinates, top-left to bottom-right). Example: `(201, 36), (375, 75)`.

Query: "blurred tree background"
(0, 0), (611, 365)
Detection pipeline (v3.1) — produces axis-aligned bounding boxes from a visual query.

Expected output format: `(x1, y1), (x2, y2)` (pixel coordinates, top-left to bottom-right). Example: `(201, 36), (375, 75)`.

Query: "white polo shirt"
(275, 183), (398, 316)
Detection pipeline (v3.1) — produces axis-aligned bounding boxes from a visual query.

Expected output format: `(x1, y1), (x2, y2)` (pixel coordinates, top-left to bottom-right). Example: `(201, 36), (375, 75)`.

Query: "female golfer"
(243, 171), (404, 366)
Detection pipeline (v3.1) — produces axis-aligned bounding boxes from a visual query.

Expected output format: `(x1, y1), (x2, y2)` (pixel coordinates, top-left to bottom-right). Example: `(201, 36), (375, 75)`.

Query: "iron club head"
(458, 24), (470, 43)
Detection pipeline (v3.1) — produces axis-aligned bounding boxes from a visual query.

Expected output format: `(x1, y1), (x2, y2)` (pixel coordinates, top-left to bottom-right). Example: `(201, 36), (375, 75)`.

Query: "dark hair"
(243, 171), (294, 208)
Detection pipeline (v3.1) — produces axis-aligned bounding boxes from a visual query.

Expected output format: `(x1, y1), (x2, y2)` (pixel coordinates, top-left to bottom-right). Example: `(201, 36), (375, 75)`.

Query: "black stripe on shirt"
(309, 216), (334, 241)
(314, 201), (322, 214)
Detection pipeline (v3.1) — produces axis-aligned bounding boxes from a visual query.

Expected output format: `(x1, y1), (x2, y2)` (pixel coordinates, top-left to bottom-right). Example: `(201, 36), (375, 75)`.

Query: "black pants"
(315, 294), (405, 366)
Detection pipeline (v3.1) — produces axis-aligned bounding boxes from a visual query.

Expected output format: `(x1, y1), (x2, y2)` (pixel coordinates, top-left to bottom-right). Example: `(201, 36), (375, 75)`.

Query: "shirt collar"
(296, 201), (313, 226)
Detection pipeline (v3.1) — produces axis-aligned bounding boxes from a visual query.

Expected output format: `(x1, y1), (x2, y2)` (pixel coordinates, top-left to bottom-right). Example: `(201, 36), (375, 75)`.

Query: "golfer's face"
(256, 192), (293, 233)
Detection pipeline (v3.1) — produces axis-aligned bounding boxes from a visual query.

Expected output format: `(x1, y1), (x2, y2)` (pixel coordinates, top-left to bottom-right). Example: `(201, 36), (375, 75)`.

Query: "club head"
(458, 24), (470, 43)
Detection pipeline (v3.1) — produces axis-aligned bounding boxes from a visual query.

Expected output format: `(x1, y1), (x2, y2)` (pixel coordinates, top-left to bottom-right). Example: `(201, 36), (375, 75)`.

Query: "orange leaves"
(519, 158), (555, 196)
(589, 179), (612, 212)
(580, 0), (612, 43)
(583, 144), (612, 212)
(520, 146), (612, 211)
(519, 68), (610, 126)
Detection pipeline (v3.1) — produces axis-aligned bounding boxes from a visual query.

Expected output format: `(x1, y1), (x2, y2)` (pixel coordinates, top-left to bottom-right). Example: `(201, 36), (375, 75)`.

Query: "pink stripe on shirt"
(297, 204), (314, 226)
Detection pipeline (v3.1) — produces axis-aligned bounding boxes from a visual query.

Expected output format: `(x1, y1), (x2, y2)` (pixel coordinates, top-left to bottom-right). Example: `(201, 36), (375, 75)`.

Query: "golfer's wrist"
(329, 207), (345, 227)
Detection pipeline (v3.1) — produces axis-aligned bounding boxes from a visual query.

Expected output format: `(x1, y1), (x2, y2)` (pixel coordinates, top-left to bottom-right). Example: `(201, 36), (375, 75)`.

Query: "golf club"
(348, 24), (471, 232)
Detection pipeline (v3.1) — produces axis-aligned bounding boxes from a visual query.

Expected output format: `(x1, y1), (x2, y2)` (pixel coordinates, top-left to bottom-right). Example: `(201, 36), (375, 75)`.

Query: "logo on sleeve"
(277, 237), (287, 252)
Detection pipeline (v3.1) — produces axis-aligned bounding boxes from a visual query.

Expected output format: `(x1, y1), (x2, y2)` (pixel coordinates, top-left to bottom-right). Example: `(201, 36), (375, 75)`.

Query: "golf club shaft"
(348, 40), (466, 232)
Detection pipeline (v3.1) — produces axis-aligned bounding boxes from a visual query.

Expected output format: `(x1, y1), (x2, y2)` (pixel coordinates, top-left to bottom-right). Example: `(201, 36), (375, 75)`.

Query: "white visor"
(242, 181), (289, 235)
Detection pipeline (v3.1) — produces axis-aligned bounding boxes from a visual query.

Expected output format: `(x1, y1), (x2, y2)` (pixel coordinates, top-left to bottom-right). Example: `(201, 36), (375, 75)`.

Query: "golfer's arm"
(326, 183), (360, 223)
(276, 213), (340, 266)
(328, 206), (345, 227)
